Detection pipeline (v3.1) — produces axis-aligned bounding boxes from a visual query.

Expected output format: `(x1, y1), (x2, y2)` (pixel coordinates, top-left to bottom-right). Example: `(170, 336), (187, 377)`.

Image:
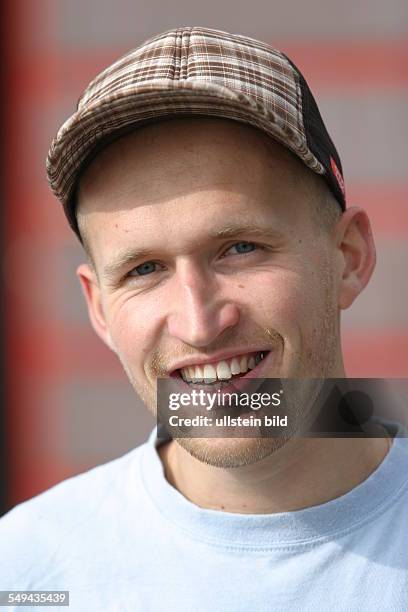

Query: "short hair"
(260, 134), (342, 235)
(304, 172), (342, 234)
(76, 208), (94, 267)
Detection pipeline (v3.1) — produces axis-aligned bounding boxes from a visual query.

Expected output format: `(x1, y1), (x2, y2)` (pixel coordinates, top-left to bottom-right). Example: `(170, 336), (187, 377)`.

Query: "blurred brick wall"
(4, 0), (408, 509)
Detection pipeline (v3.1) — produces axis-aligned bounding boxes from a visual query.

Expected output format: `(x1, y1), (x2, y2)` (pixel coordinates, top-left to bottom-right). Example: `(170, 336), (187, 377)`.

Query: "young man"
(1, 27), (407, 611)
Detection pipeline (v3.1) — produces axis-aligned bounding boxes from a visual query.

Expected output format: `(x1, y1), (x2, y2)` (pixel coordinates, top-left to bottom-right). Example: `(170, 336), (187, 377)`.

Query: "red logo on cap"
(330, 157), (345, 198)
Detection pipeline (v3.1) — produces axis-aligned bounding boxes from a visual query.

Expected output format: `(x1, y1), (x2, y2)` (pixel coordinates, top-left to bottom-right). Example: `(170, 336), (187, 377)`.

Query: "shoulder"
(0, 440), (148, 588)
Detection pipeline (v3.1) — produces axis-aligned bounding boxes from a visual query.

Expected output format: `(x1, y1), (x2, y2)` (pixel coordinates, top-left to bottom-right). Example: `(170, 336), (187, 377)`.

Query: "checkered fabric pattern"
(46, 26), (344, 235)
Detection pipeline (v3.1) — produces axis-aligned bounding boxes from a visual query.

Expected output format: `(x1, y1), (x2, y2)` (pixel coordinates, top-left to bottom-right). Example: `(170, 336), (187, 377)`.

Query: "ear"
(335, 206), (376, 310)
(76, 263), (116, 352)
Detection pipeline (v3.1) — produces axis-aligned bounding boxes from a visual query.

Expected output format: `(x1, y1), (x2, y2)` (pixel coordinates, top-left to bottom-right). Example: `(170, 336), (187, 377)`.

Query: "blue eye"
(133, 261), (158, 276)
(230, 242), (256, 254)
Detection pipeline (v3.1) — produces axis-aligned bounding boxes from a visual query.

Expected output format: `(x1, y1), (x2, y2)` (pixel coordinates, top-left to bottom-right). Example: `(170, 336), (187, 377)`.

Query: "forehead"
(77, 118), (314, 261)
(78, 118), (307, 205)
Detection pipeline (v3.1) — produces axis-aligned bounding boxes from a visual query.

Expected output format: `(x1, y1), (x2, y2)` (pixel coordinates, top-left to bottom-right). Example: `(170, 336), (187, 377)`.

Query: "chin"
(176, 435), (289, 468)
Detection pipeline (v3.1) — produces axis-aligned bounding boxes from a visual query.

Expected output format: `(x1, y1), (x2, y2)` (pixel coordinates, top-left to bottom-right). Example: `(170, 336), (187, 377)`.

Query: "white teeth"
(203, 363), (217, 382)
(194, 364), (203, 381)
(230, 357), (241, 375)
(216, 361), (232, 380)
(180, 351), (266, 383)
(239, 355), (248, 373)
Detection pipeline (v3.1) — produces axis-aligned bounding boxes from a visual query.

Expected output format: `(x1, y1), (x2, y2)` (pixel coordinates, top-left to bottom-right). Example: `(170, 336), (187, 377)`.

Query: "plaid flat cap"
(46, 26), (346, 237)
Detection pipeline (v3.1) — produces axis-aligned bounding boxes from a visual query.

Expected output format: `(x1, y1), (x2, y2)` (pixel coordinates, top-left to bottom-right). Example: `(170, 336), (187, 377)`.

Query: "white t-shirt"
(1, 422), (408, 611)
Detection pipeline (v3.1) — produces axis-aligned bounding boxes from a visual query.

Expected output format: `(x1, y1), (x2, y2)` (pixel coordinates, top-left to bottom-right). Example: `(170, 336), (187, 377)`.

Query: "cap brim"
(47, 80), (324, 212)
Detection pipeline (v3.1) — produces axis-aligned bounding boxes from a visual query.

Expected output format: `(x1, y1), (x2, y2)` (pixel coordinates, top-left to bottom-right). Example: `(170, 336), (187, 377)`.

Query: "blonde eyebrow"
(210, 224), (284, 240)
(102, 248), (154, 281)
(102, 223), (284, 281)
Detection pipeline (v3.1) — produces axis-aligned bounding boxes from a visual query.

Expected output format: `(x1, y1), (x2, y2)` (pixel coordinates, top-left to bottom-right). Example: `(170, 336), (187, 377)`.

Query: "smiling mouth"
(176, 350), (269, 386)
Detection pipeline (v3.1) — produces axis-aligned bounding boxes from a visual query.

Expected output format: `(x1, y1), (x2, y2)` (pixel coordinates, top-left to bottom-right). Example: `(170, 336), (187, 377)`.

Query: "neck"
(159, 428), (391, 514)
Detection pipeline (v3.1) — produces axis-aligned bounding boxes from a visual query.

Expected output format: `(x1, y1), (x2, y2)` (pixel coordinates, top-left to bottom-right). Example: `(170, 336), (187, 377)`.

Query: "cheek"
(242, 268), (321, 331)
(104, 294), (162, 368)
(243, 263), (336, 371)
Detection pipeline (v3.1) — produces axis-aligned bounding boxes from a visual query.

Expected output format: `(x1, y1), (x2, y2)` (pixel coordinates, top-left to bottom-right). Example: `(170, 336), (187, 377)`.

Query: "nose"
(166, 261), (240, 347)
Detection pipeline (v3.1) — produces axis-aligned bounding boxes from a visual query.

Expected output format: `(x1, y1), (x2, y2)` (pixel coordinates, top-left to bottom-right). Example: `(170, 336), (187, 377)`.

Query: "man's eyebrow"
(102, 224), (284, 280)
(102, 248), (154, 280)
(210, 223), (285, 240)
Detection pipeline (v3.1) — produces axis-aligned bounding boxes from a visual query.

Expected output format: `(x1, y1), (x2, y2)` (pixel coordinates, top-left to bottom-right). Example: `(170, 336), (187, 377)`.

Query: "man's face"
(77, 118), (345, 466)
